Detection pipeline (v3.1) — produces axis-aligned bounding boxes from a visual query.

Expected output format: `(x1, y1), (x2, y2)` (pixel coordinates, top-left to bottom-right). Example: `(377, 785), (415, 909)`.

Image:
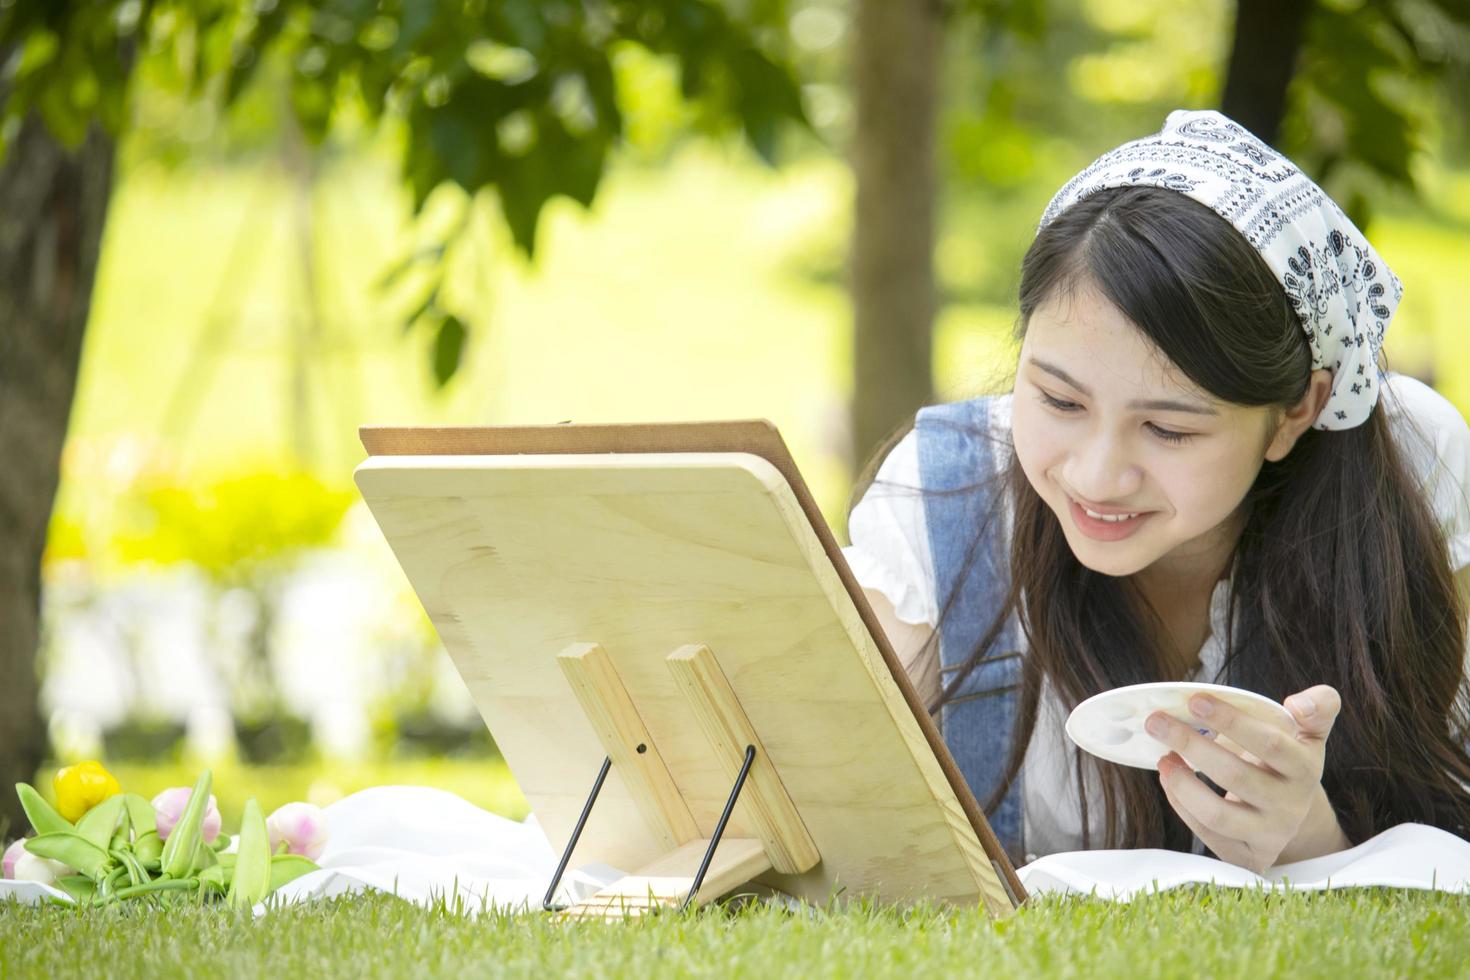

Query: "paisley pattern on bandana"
(1038, 109), (1401, 430)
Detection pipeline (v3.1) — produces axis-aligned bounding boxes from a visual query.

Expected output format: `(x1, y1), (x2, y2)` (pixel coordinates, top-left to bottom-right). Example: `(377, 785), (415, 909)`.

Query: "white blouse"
(842, 374), (1470, 861)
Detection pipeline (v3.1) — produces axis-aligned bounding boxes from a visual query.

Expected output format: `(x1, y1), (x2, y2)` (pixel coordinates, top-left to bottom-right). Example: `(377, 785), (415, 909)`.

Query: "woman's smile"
(1066, 494), (1154, 541)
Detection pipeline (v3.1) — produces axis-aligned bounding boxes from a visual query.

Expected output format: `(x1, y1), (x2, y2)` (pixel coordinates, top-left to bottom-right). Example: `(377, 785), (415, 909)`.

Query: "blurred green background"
(4, 0), (1469, 832)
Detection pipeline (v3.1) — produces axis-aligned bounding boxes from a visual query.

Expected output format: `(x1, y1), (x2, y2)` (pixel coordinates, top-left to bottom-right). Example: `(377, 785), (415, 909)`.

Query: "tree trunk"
(0, 115), (115, 834)
(1220, 0), (1314, 146)
(850, 0), (941, 469)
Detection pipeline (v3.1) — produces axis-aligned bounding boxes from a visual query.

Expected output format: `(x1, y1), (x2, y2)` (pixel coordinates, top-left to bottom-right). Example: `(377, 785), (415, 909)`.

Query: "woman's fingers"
(1157, 755), (1256, 869)
(1155, 751), (1260, 841)
(1283, 685), (1342, 743)
(1145, 710), (1278, 807)
(1178, 687), (1340, 783)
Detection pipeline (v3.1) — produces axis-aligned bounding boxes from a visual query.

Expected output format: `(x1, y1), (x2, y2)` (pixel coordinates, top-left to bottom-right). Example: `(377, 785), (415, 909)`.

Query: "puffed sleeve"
(840, 429), (939, 628)
(1383, 375), (1470, 571)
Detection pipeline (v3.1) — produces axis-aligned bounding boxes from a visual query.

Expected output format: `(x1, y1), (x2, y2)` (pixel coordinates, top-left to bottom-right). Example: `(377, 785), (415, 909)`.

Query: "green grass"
(2, 885), (1466, 978)
(17, 759), (1465, 975)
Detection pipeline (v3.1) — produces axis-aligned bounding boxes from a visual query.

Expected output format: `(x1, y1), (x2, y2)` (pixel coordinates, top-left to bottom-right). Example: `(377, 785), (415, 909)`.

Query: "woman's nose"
(1064, 434), (1143, 501)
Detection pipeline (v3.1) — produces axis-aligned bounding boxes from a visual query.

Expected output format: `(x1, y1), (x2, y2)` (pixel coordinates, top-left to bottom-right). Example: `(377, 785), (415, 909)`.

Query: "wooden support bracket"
(560, 838), (771, 919)
(554, 640), (820, 918)
(666, 643), (821, 875)
(557, 642), (701, 849)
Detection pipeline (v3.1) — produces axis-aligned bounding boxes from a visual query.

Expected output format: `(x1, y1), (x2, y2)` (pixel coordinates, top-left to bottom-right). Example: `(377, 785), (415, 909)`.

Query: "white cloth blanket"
(4, 787), (1468, 910)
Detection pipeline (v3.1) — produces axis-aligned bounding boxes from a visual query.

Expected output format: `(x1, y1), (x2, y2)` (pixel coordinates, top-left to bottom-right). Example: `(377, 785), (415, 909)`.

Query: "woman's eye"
(1146, 422), (1193, 445)
(1038, 391), (1081, 412)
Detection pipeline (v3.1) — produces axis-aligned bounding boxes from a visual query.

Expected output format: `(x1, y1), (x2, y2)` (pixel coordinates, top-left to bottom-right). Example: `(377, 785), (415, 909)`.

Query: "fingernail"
(1189, 696), (1213, 718)
(1146, 715), (1166, 738)
(1289, 695), (1316, 718)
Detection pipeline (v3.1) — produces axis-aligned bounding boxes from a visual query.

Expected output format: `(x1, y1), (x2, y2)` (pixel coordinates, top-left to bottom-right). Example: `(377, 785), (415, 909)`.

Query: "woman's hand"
(1146, 684), (1352, 873)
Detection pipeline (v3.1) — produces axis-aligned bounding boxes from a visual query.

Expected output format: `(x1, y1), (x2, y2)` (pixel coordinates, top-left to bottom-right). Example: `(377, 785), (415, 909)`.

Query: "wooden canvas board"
(355, 422), (1026, 913)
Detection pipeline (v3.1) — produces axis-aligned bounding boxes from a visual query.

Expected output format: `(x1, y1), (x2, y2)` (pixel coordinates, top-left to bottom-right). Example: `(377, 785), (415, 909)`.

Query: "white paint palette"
(1064, 681), (1295, 770)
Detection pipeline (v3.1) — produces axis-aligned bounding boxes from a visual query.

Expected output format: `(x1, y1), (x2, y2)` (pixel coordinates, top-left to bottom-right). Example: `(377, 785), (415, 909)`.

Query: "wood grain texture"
(355, 444), (1021, 913)
(557, 642), (701, 850)
(666, 644), (819, 875)
(561, 837), (771, 919)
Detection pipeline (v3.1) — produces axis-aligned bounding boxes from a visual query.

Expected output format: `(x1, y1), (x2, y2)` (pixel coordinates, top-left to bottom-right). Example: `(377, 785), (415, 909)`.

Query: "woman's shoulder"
(859, 392), (1015, 492)
(1382, 374), (1469, 439)
(843, 392), (1014, 629)
(1381, 373), (1470, 569)
(915, 391), (1014, 432)
(912, 393), (1014, 489)
(1381, 373), (1470, 470)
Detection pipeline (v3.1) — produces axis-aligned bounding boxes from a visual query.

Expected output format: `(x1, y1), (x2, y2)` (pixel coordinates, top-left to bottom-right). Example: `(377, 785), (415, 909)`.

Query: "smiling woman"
(843, 110), (1470, 874)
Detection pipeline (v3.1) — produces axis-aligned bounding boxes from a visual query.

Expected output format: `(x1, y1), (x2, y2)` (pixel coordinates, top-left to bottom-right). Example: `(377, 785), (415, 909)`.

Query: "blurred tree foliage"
(113, 471), (353, 580)
(1, 0), (809, 381)
(0, 0), (808, 834)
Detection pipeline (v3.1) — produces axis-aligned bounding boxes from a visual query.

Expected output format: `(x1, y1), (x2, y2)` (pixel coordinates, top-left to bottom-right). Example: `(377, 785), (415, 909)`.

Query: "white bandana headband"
(1038, 109), (1402, 430)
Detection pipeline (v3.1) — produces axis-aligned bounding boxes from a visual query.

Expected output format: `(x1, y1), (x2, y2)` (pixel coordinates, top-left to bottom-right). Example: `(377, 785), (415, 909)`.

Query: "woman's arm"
(863, 587), (939, 709)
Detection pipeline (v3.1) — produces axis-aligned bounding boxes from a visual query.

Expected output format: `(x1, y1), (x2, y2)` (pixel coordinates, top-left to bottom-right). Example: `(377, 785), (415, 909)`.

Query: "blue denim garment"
(916, 396), (1027, 862)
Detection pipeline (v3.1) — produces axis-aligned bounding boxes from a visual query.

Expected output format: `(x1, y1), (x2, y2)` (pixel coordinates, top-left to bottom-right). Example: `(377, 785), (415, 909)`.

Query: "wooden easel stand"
(543, 744), (759, 914)
(546, 642), (821, 917)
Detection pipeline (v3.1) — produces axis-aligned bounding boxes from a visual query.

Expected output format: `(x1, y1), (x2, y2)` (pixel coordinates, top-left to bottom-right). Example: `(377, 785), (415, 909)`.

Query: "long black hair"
(861, 184), (1470, 852)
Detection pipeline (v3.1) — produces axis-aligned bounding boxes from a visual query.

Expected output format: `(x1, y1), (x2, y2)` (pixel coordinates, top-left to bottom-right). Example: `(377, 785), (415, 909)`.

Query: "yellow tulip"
(52, 760), (122, 822)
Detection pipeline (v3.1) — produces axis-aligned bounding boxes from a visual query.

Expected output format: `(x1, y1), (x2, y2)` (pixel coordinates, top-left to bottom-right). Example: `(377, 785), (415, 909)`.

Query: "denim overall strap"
(915, 397), (1026, 861)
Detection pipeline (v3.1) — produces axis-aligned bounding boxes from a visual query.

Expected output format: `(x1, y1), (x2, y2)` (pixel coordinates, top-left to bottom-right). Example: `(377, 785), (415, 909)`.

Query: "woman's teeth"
(1081, 506), (1140, 522)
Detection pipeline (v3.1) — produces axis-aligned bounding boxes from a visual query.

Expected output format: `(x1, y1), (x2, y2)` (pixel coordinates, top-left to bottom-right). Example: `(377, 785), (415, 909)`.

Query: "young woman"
(843, 110), (1470, 874)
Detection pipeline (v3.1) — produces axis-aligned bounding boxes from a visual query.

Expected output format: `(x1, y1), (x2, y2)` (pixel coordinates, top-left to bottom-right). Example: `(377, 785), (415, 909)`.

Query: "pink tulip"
(11, 850), (70, 886)
(151, 787), (222, 844)
(265, 802), (328, 860)
(3, 838), (26, 879)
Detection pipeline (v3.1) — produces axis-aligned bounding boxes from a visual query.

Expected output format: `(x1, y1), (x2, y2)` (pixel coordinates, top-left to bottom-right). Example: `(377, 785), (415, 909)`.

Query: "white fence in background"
(39, 503), (479, 761)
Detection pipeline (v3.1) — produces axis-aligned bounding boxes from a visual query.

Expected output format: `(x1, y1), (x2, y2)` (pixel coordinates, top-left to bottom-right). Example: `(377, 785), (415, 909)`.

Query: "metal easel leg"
(679, 744), (757, 912)
(542, 755), (612, 911)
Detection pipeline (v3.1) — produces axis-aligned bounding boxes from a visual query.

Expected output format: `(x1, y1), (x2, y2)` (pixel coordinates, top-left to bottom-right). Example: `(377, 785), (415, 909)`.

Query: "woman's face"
(1010, 280), (1279, 580)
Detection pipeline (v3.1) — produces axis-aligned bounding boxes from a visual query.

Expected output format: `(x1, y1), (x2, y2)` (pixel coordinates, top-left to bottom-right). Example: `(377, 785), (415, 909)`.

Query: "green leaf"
(15, 783), (72, 836)
(227, 798), (272, 908)
(55, 875), (96, 904)
(109, 808), (131, 852)
(225, 4), (291, 104)
(730, 46), (808, 165)
(133, 830), (163, 868)
(24, 833), (112, 881)
(198, 863), (231, 894)
(122, 793), (157, 838)
(98, 865), (128, 904)
(110, 848), (147, 888)
(399, 285), (441, 337)
(376, 243), (448, 292)
(74, 795), (126, 852)
(268, 854), (320, 893)
(432, 315), (467, 387)
(160, 770), (213, 879)
(497, 156), (552, 255)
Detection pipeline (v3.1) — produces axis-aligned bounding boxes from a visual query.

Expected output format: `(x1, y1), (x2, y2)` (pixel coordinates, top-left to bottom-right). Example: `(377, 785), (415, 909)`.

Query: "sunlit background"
(21, 0), (1470, 825)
